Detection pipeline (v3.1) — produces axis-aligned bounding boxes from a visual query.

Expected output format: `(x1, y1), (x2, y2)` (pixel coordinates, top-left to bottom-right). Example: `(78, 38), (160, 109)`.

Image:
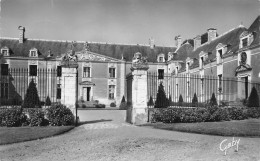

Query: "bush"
(28, 109), (49, 126)
(0, 108), (28, 127)
(95, 104), (106, 108)
(45, 96), (52, 106)
(147, 96), (154, 106)
(210, 108), (230, 122)
(154, 83), (168, 108)
(119, 96), (127, 109)
(247, 87), (260, 107)
(23, 80), (41, 108)
(110, 102), (116, 107)
(46, 104), (75, 126)
(246, 107), (260, 118)
(209, 93), (218, 106)
(192, 93), (198, 107)
(228, 107), (247, 120)
(178, 94), (183, 106)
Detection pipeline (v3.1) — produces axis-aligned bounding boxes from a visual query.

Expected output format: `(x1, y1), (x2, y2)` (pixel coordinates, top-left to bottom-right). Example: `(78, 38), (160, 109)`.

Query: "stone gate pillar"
(60, 51), (78, 121)
(61, 67), (77, 115)
(127, 52), (149, 124)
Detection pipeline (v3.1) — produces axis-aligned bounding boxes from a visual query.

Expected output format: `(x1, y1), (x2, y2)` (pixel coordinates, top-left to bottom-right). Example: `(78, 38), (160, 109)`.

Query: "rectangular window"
(159, 57), (164, 62)
(57, 84), (61, 99)
(158, 69), (164, 79)
(1, 64), (9, 76)
(30, 51), (36, 57)
(200, 57), (204, 68)
(218, 74), (222, 91)
(109, 68), (115, 78)
(218, 49), (223, 64)
(29, 65), (37, 76)
(83, 67), (90, 78)
(1, 83), (8, 99)
(108, 85), (115, 99)
(57, 66), (62, 77)
(242, 38), (248, 48)
(2, 50), (8, 56)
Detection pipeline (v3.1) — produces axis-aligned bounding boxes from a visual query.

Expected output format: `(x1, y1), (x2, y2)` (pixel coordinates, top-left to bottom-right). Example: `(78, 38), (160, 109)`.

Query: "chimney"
(18, 26), (25, 43)
(207, 28), (217, 42)
(193, 35), (201, 50)
(149, 37), (155, 49)
(175, 35), (182, 49)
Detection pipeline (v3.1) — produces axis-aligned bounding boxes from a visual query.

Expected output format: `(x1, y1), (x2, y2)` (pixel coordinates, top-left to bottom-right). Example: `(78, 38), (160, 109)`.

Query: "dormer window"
(200, 56), (204, 69)
(240, 31), (254, 49)
(29, 48), (38, 57)
(242, 38), (248, 48)
(1, 47), (9, 56)
(157, 53), (165, 63)
(217, 49), (223, 64)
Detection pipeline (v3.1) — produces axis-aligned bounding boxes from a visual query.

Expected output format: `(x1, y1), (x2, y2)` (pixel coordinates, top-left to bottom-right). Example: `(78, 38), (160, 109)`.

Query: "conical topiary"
(121, 95), (126, 103)
(192, 93), (198, 107)
(148, 96), (154, 106)
(178, 94), (183, 106)
(154, 83), (168, 108)
(23, 79), (41, 108)
(45, 96), (51, 106)
(168, 95), (172, 106)
(247, 87), (260, 107)
(209, 92), (218, 106)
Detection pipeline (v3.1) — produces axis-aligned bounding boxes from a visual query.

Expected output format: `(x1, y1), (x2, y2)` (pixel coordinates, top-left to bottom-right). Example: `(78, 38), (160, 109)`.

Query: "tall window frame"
(108, 85), (115, 99)
(109, 67), (116, 78)
(83, 66), (91, 78)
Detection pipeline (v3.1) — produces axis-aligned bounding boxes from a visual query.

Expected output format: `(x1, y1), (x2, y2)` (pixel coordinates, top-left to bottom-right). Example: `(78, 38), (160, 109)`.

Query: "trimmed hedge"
(150, 106), (260, 123)
(28, 109), (49, 126)
(0, 108), (27, 127)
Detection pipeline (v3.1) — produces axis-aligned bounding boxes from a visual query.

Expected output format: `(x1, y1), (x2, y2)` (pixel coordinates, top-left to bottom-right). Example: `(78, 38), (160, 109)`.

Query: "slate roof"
(177, 26), (246, 72)
(248, 15), (260, 47)
(0, 38), (176, 62)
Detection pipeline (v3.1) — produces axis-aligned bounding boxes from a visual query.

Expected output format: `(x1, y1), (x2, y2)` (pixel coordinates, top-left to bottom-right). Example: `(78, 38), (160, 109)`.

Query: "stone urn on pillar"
(127, 52), (149, 124)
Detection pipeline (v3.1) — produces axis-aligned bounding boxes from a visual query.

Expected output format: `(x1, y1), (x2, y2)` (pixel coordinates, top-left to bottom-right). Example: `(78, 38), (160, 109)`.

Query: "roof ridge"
(195, 26), (246, 50)
(0, 37), (174, 48)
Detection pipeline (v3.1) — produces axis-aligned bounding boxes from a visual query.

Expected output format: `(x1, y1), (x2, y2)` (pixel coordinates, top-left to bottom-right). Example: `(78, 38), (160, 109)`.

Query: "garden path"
(0, 110), (259, 161)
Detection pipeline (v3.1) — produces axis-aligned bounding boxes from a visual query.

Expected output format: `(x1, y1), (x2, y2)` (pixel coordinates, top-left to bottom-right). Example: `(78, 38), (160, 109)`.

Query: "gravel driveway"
(0, 110), (259, 161)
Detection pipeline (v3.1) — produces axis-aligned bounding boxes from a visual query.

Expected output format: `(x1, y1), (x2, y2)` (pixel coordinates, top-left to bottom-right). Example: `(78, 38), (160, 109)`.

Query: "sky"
(0, 0), (259, 47)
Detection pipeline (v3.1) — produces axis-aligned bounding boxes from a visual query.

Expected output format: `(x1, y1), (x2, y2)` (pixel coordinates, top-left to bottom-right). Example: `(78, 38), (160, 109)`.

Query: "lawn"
(0, 126), (74, 145)
(141, 119), (260, 137)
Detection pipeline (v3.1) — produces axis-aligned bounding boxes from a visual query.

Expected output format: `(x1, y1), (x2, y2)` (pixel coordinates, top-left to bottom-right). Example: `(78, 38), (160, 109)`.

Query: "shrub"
(46, 104), (75, 126)
(154, 83), (168, 108)
(95, 104), (106, 108)
(147, 96), (154, 106)
(28, 109), (49, 126)
(168, 95), (172, 106)
(178, 94), (183, 106)
(209, 93), (218, 106)
(228, 107), (247, 120)
(119, 96), (127, 109)
(210, 108), (230, 122)
(246, 107), (260, 118)
(192, 93), (198, 107)
(110, 102), (116, 107)
(23, 80), (41, 108)
(45, 96), (52, 106)
(247, 87), (260, 107)
(0, 108), (28, 127)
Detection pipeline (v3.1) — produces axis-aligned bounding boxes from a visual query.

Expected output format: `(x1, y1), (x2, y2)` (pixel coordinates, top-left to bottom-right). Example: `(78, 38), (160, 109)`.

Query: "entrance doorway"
(83, 87), (91, 101)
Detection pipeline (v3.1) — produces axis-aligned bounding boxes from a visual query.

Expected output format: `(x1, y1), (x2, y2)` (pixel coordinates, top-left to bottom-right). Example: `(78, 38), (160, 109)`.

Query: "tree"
(45, 96), (51, 106)
(148, 96), (154, 106)
(209, 93), (218, 106)
(154, 83), (168, 108)
(23, 79), (41, 108)
(247, 87), (260, 107)
(178, 94), (183, 106)
(192, 93), (198, 107)
(121, 95), (126, 103)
